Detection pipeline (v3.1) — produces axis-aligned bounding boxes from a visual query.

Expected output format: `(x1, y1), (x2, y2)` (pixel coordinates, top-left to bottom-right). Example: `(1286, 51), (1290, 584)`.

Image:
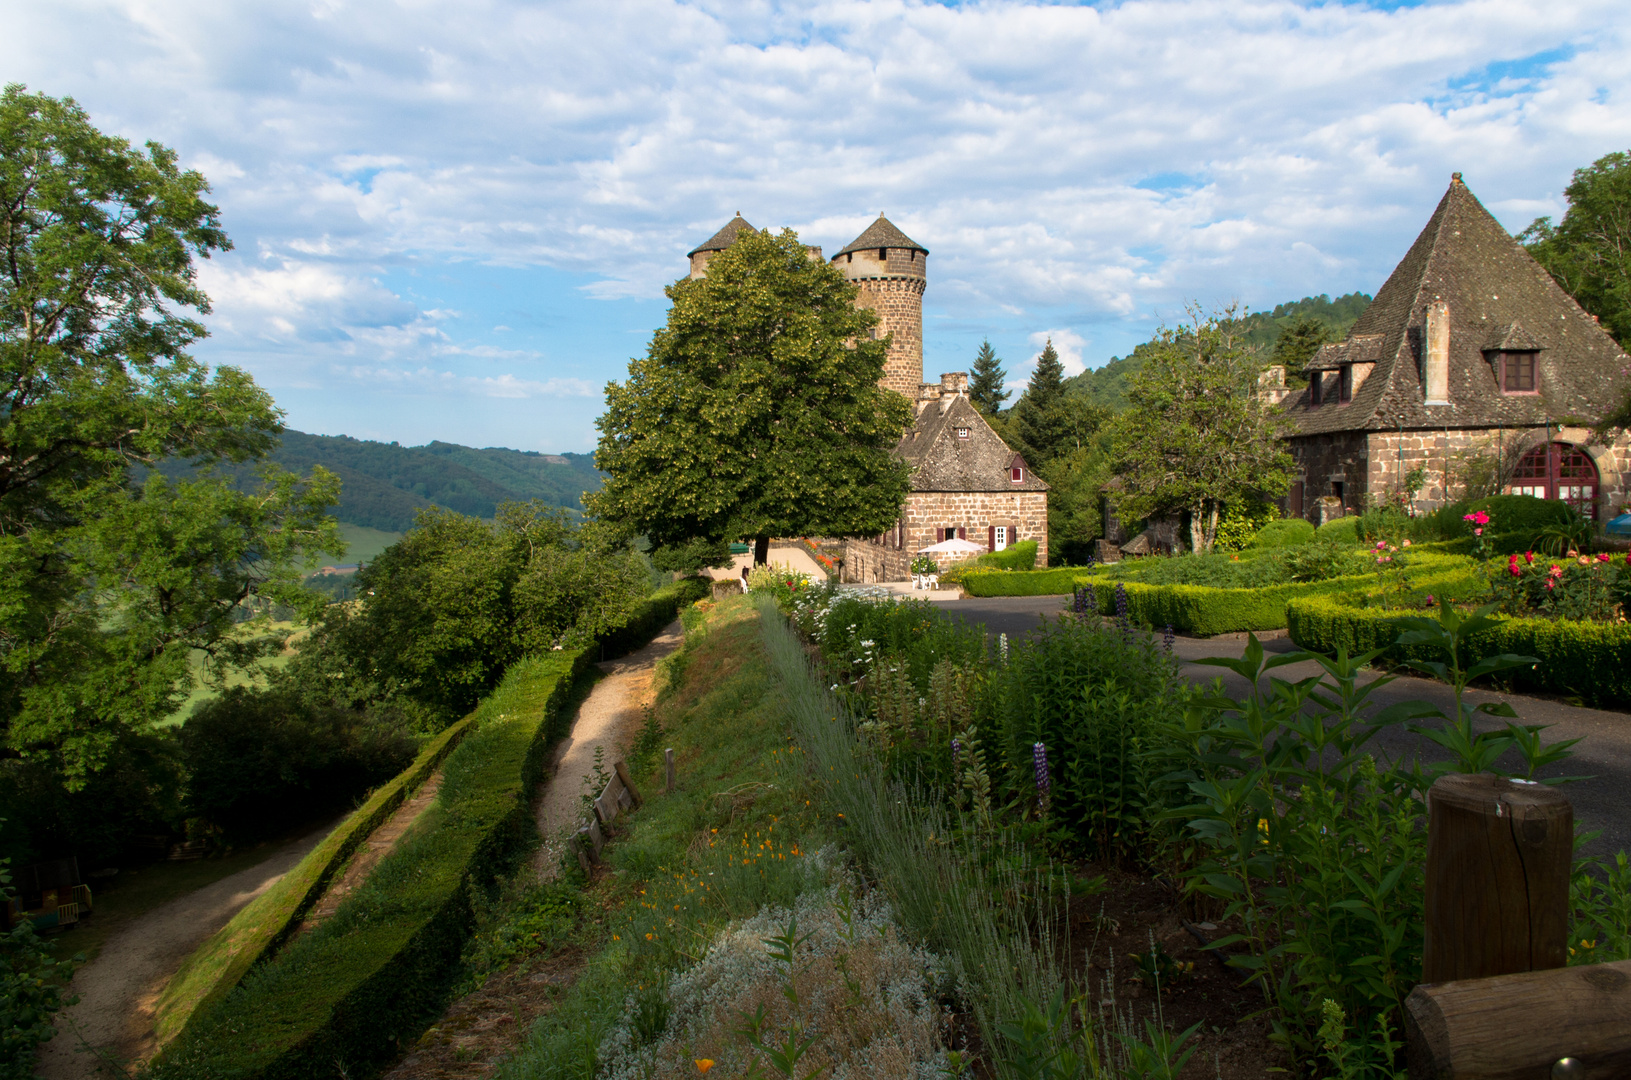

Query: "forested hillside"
(163, 431), (604, 533)
(1065, 292), (1372, 411)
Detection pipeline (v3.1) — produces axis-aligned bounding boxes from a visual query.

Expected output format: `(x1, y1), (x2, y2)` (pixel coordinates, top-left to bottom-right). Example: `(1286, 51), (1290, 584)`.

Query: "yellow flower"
(696, 1061), (715, 1074)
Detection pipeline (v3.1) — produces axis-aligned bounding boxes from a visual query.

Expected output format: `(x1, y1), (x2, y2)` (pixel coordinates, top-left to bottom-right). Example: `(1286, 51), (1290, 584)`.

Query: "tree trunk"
(1205, 502), (1220, 554)
(1189, 507), (1205, 555)
(754, 535), (770, 566)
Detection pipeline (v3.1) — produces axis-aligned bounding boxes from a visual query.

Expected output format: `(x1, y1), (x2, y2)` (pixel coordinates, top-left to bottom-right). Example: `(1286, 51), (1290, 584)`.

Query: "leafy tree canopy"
(587, 227), (912, 566)
(968, 339), (1009, 415)
(1105, 305), (1294, 554)
(1521, 150), (1631, 350)
(0, 86), (340, 788)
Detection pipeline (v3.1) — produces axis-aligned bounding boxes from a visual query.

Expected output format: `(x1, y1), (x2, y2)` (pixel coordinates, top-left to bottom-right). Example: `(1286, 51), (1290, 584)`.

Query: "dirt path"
(38, 822), (335, 1080)
(385, 619), (686, 1079)
(530, 619), (686, 880)
(298, 770), (445, 933)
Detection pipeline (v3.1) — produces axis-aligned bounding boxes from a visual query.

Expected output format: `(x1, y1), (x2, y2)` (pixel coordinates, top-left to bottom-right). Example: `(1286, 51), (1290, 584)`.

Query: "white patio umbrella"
(917, 537), (986, 557)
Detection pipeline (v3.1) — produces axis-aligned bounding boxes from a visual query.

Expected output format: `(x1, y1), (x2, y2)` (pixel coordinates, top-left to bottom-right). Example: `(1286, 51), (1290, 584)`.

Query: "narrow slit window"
(1309, 374), (1324, 406)
(1339, 365), (1353, 402)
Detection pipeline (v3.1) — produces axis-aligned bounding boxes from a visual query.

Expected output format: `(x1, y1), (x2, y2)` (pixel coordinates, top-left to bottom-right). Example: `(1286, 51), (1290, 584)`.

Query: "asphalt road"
(936, 594), (1631, 859)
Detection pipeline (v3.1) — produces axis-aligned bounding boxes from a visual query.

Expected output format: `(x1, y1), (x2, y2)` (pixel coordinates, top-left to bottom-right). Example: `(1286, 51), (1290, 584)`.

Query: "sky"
(8, 0), (1630, 453)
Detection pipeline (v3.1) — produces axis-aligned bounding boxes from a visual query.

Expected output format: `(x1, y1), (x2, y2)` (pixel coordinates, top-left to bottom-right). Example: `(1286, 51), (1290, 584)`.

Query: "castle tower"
(832, 215), (928, 397)
(686, 213), (756, 279)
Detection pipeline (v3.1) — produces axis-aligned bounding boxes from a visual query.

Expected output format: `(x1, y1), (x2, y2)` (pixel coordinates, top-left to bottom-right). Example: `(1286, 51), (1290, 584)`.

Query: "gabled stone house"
(1286, 174), (1631, 523)
(685, 213), (1048, 580)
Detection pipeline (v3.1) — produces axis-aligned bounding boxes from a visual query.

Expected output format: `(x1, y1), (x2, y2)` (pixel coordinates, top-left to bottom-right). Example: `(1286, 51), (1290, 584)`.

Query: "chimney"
(1424, 301), (1450, 406)
(939, 372), (970, 397)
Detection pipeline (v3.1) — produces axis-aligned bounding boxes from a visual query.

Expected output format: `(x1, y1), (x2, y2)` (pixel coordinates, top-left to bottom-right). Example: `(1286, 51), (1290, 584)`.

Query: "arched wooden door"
(1507, 442), (1600, 520)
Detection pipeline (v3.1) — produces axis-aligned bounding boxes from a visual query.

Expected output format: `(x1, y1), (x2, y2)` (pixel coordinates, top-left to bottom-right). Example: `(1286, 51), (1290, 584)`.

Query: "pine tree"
(1013, 338), (1069, 463)
(968, 339), (1009, 415)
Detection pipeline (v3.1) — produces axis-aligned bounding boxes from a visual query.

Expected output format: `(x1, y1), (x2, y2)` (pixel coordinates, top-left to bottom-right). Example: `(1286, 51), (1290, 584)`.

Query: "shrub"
(1314, 517), (1360, 544)
(1246, 519), (1315, 548)
(1286, 596), (1631, 706)
(1099, 552), (1295, 589)
(1213, 501), (1280, 552)
(181, 689), (415, 844)
(153, 650), (590, 1080)
(960, 567), (1096, 597)
(1, 859), (76, 1080)
(595, 576), (710, 659)
(977, 539), (1039, 571)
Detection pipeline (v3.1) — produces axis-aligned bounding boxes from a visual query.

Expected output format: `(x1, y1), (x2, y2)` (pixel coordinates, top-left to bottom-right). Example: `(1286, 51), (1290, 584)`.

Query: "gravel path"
(38, 822), (335, 1080)
(531, 620), (685, 880)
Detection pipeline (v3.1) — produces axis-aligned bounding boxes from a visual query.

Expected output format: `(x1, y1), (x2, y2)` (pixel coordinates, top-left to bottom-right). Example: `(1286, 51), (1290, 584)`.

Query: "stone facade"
(835, 243), (928, 397)
(844, 490), (1050, 583)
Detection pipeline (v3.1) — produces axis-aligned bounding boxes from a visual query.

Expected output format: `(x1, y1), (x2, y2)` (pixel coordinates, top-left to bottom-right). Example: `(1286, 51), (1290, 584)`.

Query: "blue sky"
(8, 0), (1629, 452)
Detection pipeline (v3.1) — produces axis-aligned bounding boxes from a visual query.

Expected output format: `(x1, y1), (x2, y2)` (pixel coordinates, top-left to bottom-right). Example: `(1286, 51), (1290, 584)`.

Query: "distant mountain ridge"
(168, 430), (604, 533)
(1062, 292), (1373, 412)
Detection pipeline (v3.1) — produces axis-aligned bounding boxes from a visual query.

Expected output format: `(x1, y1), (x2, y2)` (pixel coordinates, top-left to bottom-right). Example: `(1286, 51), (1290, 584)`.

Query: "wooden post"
(613, 759), (643, 807)
(1423, 773), (1572, 984)
(1405, 960), (1631, 1079)
(664, 748), (675, 794)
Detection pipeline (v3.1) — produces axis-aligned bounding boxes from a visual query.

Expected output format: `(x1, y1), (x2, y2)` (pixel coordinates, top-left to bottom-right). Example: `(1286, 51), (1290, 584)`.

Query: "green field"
(333, 522), (402, 565)
(161, 621), (304, 727)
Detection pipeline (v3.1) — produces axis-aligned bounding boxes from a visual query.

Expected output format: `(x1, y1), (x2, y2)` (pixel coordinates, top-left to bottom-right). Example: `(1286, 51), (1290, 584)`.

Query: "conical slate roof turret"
(834, 214), (928, 258)
(687, 214), (756, 257)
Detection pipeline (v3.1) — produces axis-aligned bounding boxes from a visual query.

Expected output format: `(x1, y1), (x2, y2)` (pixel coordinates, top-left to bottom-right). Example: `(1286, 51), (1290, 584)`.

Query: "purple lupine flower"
(951, 738), (962, 774)
(1085, 586), (1097, 616)
(1033, 741), (1051, 814)
(1115, 582), (1129, 619)
(1163, 624), (1175, 653)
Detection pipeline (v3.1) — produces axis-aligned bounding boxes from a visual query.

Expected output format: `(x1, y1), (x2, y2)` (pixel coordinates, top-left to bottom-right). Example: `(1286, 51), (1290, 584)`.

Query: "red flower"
(1508, 563), (1522, 577)
(1545, 579), (1557, 590)
(1548, 564), (1564, 579)
(1525, 551), (1536, 564)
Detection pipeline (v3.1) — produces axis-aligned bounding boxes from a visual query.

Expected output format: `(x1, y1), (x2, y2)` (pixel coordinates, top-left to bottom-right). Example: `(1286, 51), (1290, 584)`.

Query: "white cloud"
(1027, 329), (1088, 378)
(7, 0), (1628, 447)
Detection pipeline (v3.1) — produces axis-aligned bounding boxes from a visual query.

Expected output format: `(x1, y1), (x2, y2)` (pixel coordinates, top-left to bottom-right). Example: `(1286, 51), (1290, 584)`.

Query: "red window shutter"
(957, 527), (966, 540)
(988, 526), (995, 551)
(936, 528), (944, 542)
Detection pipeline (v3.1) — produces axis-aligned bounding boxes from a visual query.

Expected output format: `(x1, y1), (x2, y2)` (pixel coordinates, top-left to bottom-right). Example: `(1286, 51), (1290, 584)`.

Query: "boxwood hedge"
(596, 576), (710, 659)
(960, 566), (1095, 597)
(1285, 595), (1631, 707)
(151, 648), (591, 1080)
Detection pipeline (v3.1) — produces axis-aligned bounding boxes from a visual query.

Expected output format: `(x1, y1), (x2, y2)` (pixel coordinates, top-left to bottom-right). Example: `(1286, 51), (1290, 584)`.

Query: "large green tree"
(1271, 314), (1331, 389)
(587, 227), (912, 566)
(1105, 306), (1294, 554)
(1011, 338), (1067, 463)
(0, 86), (340, 790)
(1521, 151), (1631, 350)
(968, 339), (1009, 415)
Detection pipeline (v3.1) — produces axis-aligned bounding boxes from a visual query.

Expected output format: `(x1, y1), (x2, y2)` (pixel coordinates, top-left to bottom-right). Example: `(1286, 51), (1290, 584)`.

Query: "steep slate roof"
(687, 214), (756, 257)
(899, 393), (1048, 492)
(1290, 176), (1631, 435)
(834, 214), (929, 258)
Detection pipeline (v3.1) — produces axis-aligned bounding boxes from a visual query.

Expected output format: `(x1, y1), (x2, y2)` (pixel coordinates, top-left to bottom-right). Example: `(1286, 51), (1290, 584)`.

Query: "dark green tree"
(1521, 150), (1631, 350)
(587, 227), (913, 567)
(0, 86), (341, 790)
(968, 339), (1009, 415)
(1012, 338), (1070, 465)
(1105, 306), (1294, 553)
(1271, 314), (1331, 388)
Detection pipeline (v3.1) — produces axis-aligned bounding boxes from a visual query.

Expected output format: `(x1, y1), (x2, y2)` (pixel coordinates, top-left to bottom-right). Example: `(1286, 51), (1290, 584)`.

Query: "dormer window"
(1011, 466), (1025, 483)
(1309, 373), (1324, 406)
(1339, 365), (1353, 403)
(1492, 350), (1537, 393)
(956, 427), (971, 440)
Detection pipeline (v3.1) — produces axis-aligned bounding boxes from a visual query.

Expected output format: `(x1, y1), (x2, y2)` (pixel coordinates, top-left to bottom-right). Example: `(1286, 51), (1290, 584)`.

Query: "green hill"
(1063, 292), (1372, 412)
(164, 431), (604, 534)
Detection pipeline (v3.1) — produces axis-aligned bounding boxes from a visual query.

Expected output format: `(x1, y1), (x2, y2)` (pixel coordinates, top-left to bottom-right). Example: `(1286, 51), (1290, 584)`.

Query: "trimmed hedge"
(152, 717), (474, 1046)
(1246, 519), (1315, 548)
(1314, 517), (1360, 543)
(152, 649), (592, 1080)
(961, 566), (1097, 597)
(976, 539), (1038, 571)
(1286, 595), (1631, 706)
(596, 576), (710, 659)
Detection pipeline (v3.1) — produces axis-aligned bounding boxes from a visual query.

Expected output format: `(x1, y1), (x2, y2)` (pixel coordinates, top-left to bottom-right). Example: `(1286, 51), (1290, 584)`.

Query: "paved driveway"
(935, 594), (1631, 858)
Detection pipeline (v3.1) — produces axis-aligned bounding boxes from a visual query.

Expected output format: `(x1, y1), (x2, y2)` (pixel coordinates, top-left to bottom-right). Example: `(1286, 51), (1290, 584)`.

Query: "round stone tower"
(831, 214), (928, 397)
(687, 213), (756, 279)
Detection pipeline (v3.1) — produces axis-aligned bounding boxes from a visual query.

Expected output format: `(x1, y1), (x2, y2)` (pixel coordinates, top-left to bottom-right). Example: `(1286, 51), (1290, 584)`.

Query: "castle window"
(846, 252), (853, 263)
(1011, 466), (1025, 483)
(878, 248), (887, 261)
(955, 427), (970, 439)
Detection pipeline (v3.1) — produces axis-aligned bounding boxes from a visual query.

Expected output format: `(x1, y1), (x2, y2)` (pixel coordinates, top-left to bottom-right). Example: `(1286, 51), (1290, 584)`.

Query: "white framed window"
(956, 427), (970, 439)
(993, 526), (1009, 550)
(1011, 466), (1025, 483)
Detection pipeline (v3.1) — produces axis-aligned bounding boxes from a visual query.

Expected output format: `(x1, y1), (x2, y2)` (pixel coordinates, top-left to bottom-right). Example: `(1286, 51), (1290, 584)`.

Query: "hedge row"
(596, 576), (710, 659)
(152, 648), (592, 1080)
(152, 717), (475, 1047)
(1285, 595), (1631, 707)
(976, 539), (1038, 571)
(960, 566), (1094, 597)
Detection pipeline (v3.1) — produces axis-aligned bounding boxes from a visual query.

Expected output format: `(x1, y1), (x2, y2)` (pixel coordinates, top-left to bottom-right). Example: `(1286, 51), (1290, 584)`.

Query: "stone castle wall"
(852, 277), (926, 397)
(843, 490), (1049, 582)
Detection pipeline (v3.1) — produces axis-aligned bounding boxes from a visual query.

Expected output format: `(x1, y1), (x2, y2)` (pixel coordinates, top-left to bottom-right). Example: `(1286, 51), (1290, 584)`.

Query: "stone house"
(1285, 174), (1631, 524)
(686, 214), (1048, 580)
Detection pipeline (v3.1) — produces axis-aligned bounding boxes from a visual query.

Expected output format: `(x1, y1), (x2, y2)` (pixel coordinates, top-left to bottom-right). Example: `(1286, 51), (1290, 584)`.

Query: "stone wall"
(843, 490), (1049, 582)
(1291, 425), (1631, 520)
(852, 277), (925, 398)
